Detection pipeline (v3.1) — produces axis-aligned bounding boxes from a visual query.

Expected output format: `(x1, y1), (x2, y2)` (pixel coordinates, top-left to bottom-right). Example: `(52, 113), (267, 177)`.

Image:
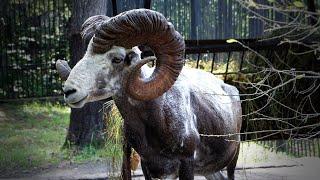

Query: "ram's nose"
(62, 84), (88, 107)
(62, 85), (77, 98)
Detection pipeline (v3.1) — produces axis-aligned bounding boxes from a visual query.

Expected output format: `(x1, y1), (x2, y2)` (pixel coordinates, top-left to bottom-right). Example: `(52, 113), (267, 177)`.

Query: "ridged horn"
(81, 15), (110, 45)
(92, 9), (185, 101)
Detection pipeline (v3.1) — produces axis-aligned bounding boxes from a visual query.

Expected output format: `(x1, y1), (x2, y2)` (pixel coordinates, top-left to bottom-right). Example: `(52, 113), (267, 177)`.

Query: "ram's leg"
(141, 160), (152, 180)
(179, 157), (194, 180)
(226, 143), (240, 180)
(205, 171), (227, 180)
(121, 141), (132, 180)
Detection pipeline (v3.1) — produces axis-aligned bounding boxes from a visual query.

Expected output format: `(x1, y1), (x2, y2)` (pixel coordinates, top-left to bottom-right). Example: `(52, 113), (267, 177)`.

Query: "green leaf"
(226, 39), (239, 43)
(248, 0), (257, 7)
(267, 0), (275, 3)
(293, 1), (305, 8)
(296, 74), (305, 79)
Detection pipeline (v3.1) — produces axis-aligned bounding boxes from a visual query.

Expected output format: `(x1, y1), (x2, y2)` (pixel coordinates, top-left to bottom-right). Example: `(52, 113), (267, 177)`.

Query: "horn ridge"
(93, 9), (185, 101)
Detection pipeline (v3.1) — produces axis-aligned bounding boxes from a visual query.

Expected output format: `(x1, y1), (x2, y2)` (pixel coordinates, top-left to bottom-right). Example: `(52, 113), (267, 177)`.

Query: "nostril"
(64, 88), (77, 98)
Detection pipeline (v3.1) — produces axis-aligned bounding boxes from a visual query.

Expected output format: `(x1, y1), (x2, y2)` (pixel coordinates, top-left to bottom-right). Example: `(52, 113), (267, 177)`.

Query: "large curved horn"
(81, 15), (110, 45)
(93, 9), (185, 101)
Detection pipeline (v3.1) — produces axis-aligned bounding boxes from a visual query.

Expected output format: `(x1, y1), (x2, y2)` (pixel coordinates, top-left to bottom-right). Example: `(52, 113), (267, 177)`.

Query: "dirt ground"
(1, 106), (320, 180)
(2, 157), (319, 180)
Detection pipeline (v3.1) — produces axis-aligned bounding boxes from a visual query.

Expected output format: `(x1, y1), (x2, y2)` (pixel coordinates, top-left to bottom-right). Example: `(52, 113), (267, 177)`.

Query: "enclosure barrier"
(0, 37), (283, 100)
(259, 138), (320, 158)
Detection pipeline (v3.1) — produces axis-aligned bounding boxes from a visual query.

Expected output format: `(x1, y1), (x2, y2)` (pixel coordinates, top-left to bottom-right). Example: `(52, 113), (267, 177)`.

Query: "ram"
(56, 9), (242, 180)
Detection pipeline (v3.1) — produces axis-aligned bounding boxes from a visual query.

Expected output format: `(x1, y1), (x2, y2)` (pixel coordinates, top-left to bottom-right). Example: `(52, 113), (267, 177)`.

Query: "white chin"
(87, 91), (113, 102)
(68, 98), (87, 108)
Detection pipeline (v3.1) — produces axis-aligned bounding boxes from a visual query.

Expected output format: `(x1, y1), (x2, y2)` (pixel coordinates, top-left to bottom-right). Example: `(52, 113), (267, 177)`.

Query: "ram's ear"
(56, 60), (71, 81)
(81, 15), (110, 45)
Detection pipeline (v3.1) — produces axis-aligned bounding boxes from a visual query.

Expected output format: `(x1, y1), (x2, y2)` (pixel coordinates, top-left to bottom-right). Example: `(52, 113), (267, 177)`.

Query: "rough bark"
(65, 0), (110, 147)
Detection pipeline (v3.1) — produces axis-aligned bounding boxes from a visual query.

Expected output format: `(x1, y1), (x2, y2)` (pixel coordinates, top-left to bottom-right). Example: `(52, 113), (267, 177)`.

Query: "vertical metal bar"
(304, 139), (307, 156)
(54, 0), (58, 97)
(300, 139), (303, 156)
(144, 0), (151, 9)
(313, 138), (316, 156)
(0, 21), (2, 98)
(289, 139), (292, 156)
(42, 0), (48, 97)
(38, 0), (44, 97)
(25, 1), (30, 97)
(295, 139), (298, 156)
(2, 2), (7, 98)
(237, 50), (245, 80)
(309, 139), (312, 156)
(0, 1), (5, 98)
(291, 139), (293, 155)
(318, 138), (320, 157)
(250, 50), (260, 82)
(196, 53), (200, 69)
(32, 0), (39, 98)
(18, 1), (25, 98)
(14, 1), (19, 98)
(295, 140), (300, 156)
(224, 51), (231, 81)
(24, 3), (35, 96)
(112, 0), (118, 16)
(210, 53), (216, 73)
(8, 3), (13, 98)
(291, 139), (297, 156)
(49, 0), (53, 96)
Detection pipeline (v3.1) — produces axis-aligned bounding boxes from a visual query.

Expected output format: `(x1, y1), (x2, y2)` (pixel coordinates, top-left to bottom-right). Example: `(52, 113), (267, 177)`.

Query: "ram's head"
(56, 9), (185, 108)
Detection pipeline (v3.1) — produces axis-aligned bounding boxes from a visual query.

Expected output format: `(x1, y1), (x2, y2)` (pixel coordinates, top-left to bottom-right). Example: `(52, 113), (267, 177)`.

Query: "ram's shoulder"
(176, 68), (240, 98)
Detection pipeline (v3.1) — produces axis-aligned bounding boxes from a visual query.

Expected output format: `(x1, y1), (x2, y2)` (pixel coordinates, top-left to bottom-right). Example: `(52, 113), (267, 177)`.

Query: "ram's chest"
(125, 117), (198, 155)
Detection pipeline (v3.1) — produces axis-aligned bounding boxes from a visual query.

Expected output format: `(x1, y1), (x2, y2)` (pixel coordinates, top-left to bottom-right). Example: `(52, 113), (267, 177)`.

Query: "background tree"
(65, 0), (111, 147)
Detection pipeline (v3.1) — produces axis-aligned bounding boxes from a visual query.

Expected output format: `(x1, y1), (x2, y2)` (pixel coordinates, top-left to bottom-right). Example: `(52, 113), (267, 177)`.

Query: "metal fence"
(1, 0), (319, 100)
(0, 0), (70, 99)
(259, 138), (320, 157)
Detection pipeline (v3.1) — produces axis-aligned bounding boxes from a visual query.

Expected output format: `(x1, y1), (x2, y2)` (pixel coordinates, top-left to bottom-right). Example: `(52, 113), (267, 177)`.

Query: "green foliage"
(185, 54), (241, 81)
(293, 1), (305, 8)
(0, 102), (123, 176)
(226, 39), (239, 43)
(0, 102), (69, 175)
(104, 104), (123, 159)
(238, 142), (289, 164)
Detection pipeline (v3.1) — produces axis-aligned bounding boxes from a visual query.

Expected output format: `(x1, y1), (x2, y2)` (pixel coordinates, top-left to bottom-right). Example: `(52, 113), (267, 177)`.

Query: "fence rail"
(259, 138), (320, 158)
(0, 37), (285, 100)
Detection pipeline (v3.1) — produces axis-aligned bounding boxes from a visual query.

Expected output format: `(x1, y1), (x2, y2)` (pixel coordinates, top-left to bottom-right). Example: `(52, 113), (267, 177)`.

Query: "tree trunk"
(65, 0), (110, 147)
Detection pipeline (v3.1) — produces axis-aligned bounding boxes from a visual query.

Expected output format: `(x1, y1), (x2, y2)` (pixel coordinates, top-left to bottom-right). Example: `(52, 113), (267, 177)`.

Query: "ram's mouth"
(68, 95), (88, 108)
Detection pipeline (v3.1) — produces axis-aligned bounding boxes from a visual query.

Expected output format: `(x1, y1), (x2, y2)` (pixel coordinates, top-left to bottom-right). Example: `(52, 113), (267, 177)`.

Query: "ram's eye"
(112, 57), (123, 63)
